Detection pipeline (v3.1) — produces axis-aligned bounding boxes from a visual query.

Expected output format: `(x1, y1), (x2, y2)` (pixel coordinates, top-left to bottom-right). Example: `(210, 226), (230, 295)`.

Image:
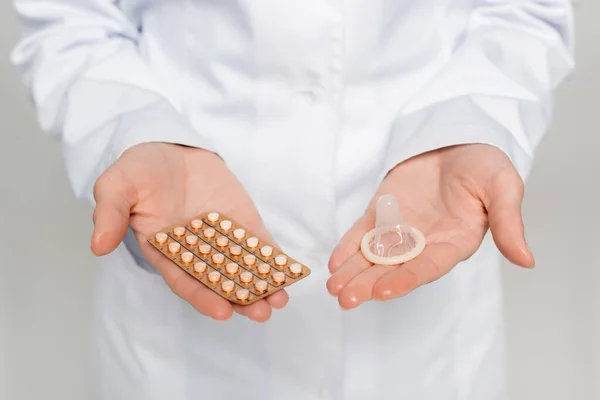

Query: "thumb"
(91, 166), (136, 256)
(482, 166), (535, 268)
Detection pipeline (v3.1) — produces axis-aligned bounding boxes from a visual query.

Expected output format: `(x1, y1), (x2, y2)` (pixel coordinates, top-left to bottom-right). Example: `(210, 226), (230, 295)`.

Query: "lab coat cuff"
(383, 102), (533, 183)
(106, 99), (218, 166)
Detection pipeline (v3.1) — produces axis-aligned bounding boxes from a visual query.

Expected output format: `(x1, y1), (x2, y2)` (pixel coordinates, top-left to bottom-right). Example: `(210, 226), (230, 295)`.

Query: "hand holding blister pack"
(148, 212), (311, 305)
(360, 194), (426, 265)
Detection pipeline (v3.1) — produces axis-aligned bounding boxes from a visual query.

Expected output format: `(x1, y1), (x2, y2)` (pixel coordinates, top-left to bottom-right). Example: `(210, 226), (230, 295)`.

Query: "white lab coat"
(11, 1), (574, 399)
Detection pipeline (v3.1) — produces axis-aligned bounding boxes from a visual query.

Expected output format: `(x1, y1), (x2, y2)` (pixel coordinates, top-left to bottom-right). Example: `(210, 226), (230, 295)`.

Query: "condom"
(360, 194), (426, 265)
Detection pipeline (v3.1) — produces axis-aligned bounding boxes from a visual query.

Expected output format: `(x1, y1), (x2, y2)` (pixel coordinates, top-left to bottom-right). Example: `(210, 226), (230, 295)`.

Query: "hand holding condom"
(327, 144), (535, 309)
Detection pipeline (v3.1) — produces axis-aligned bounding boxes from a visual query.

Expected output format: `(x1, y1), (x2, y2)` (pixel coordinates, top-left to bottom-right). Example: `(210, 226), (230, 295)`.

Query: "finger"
(142, 242), (234, 320)
(337, 265), (396, 309)
(483, 167), (535, 268)
(265, 290), (289, 309)
(223, 290), (289, 322)
(232, 291), (290, 322)
(372, 242), (464, 301)
(91, 168), (136, 256)
(329, 214), (373, 273)
(168, 269), (234, 320)
(233, 300), (272, 322)
(326, 251), (371, 296)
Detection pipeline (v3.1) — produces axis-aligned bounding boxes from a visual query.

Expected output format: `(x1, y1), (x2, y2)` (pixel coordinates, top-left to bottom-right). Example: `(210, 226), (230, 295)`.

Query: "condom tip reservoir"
(360, 194), (426, 265)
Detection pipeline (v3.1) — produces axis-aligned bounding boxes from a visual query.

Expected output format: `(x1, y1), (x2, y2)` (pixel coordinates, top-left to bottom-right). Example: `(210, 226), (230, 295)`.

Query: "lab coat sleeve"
(11, 0), (217, 203)
(384, 1), (575, 179)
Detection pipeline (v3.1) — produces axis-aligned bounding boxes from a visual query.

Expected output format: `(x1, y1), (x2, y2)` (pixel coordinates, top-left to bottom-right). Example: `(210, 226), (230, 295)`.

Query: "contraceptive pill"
(194, 262), (207, 274)
(240, 271), (253, 283)
(185, 235), (199, 246)
(191, 219), (203, 230)
(257, 263), (271, 275)
(208, 271), (221, 283)
(236, 289), (250, 301)
(199, 244), (212, 255)
(226, 262), (239, 275)
(168, 242), (181, 254)
(181, 252), (194, 264)
(155, 232), (168, 244)
(233, 229), (246, 240)
(289, 263), (303, 275)
(212, 253), (225, 264)
(260, 246), (273, 257)
(274, 255), (287, 266)
(147, 212), (311, 305)
(203, 227), (216, 239)
(207, 213), (220, 223)
(254, 280), (268, 293)
(220, 220), (233, 231)
(246, 237), (259, 248)
(221, 280), (235, 293)
(272, 272), (286, 285)
(216, 236), (229, 248)
(243, 254), (256, 266)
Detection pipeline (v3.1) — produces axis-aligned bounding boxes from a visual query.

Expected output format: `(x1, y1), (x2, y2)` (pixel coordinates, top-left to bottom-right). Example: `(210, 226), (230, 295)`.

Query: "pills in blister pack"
(275, 255), (287, 266)
(260, 246), (273, 258)
(220, 220), (233, 232)
(257, 263), (271, 275)
(254, 280), (268, 293)
(216, 236), (229, 248)
(272, 272), (286, 285)
(168, 242), (181, 254)
(230, 246), (242, 257)
(203, 227), (216, 239)
(243, 254), (256, 266)
(191, 219), (203, 231)
(181, 252), (194, 264)
(290, 263), (303, 275)
(185, 235), (199, 246)
(194, 261), (207, 274)
(246, 237), (259, 249)
(221, 280), (235, 293)
(199, 244), (211, 255)
(155, 232), (168, 244)
(147, 212), (311, 305)
(208, 271), (221, 283)
(226, 262), (239, 275)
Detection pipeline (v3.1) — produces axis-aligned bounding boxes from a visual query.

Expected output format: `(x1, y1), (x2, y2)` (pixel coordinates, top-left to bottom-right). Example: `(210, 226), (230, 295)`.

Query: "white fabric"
(11, 1), (574, 399)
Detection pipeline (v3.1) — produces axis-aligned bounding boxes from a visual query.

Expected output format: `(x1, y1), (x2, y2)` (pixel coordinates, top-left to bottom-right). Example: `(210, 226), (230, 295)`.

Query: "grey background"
(0, 2), (598, 399)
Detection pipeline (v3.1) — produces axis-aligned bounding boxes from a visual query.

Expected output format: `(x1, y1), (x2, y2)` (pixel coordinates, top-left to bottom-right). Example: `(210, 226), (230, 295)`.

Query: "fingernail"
(527, 255), (535, 269)
(339, 295), (359, 310)
(92, 230), (105, 245)
(520, 246), (535, 268)
(213, 310), (232, 321)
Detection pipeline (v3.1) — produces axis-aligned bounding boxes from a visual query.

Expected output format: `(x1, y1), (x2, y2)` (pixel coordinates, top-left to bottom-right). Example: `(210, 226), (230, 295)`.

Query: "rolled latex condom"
(360, 194), (425, 265)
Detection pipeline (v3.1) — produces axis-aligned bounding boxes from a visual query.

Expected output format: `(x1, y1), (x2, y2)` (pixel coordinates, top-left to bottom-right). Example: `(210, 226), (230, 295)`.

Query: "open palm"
(327, 144), (535, 309)
(91, 142), (288, 322)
